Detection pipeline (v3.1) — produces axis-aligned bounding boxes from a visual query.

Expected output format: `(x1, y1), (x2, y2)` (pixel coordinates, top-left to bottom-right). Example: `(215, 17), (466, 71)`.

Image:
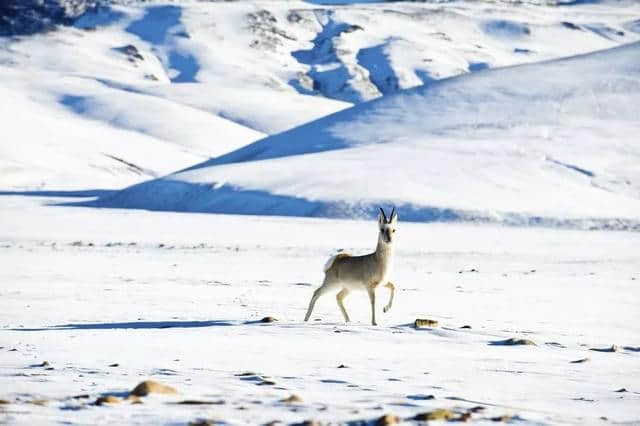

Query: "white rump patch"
(323, 251), (351, 272)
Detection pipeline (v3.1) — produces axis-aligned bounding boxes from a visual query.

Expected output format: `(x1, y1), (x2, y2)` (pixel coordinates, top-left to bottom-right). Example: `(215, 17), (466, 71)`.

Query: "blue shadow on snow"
(290, 11), (365, 102)
(10, 319), (287, 331)
(356, 40), (400, 94)
(62, 180), (464, 223)
(125, 5), (199, 83)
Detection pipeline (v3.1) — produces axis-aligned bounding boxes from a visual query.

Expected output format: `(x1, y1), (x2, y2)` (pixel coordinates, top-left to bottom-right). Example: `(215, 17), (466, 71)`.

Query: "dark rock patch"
(490, 338), (536, 346)
(570, 358), (589, 363)
(95, 395), (120, 405)
(590, 345), (618, 353)
(172, 400), (225, 405)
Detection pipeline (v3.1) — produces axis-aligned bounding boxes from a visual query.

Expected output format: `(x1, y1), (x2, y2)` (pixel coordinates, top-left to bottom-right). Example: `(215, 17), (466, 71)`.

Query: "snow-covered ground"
(1, 196), (639, 425)
(2, 1), (640, 424)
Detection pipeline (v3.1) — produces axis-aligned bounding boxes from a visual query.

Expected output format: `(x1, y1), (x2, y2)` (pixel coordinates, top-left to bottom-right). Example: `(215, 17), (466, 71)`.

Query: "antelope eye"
(392, 229), (396, 233)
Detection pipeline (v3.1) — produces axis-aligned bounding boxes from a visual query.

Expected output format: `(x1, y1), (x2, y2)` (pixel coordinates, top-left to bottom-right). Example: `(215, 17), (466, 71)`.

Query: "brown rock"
(189, 420), (215, 426)
(376, 413), (400, 425)
(27, 399), (48, 406)
(258, 380), (276, 386)
(261, 316), (278, 323)
(130, 380), (178, 396)
(126, 394), (143, 404)
(414, 409), (454, 421)
(460, 325), (472, 329)
(414, 319), (439, 328)
(457, 412), (472, 422)
(293, 421), (320, 426)
(95, 395), (121, 405)
(282, 394), (303, 404)
(174, 400), (225, 405)
(0, 399), (10, 404)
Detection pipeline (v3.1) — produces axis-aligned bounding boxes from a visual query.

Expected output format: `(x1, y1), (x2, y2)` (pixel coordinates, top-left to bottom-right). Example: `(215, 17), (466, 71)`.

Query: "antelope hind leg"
(304, 280), (332, 322)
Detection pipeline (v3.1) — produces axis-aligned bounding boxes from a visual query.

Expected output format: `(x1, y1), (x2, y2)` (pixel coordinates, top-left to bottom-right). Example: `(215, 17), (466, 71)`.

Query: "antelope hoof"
(383, 306), (390, 313)
(372, 321), (378, 326)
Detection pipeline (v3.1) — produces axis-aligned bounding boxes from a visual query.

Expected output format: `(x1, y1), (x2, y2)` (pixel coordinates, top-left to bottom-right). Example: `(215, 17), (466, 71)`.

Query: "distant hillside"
(1, 0), (639, 193)
(91, 42), (640, 230)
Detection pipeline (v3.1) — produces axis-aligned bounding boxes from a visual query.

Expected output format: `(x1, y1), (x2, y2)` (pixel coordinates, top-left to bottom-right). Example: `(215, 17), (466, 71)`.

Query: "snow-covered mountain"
(92, 40), (640, 229)
(2, 0), (639, 191)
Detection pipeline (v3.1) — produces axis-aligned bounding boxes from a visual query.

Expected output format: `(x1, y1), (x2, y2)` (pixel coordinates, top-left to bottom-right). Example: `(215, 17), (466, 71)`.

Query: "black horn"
(379, 207), (387, 222)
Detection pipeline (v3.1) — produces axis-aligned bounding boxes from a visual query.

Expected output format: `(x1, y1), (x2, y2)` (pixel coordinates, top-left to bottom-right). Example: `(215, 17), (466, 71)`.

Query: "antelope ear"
(378, 207), (387, 226)
(390, 207), (398, 224)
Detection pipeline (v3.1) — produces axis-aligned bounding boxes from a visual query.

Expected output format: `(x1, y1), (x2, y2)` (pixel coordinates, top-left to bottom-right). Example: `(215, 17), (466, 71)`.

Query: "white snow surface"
(2, 2), (640, 424)
(1, 196), (639, 425)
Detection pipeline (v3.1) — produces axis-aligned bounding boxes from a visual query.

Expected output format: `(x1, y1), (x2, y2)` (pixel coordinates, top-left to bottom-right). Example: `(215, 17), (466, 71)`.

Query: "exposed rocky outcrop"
(0, 0), (102, 36)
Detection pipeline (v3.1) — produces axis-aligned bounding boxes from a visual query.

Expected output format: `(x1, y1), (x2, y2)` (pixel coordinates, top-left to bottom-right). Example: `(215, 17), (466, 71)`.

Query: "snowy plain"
(1, 195), (639, 425)
(1, 0), (640, 425)
(2, 0), (640, 191)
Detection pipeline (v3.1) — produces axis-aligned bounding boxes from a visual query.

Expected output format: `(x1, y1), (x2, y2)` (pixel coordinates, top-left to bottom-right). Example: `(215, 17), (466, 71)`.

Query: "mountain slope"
(0, 67), (265, 190)
(93, 42), (640, 229)
(2, 0), (639, 191)
(2, 0), (639, 192)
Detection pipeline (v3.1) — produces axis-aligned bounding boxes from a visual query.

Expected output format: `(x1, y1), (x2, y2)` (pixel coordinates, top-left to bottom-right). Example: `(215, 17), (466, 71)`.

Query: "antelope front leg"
(383, 281), (395, 313)
(336, 288), (351, 323)
(367, 287), (377, 326)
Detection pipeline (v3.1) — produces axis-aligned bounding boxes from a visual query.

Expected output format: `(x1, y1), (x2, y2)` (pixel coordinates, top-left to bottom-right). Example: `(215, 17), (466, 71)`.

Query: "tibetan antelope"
(304, 208), (397, 326)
